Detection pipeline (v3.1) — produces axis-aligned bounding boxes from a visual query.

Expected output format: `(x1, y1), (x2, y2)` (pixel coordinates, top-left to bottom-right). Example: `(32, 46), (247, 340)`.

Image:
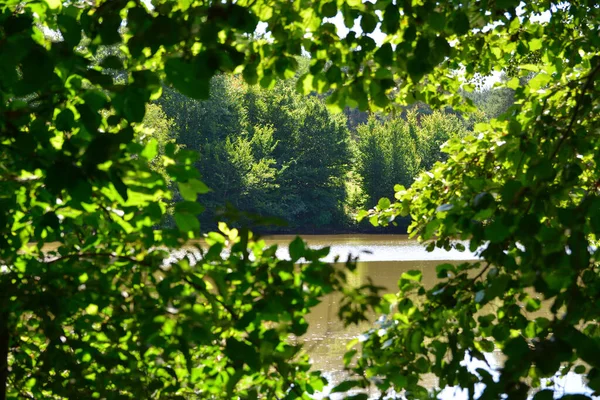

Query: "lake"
(260, 234), (594, 399)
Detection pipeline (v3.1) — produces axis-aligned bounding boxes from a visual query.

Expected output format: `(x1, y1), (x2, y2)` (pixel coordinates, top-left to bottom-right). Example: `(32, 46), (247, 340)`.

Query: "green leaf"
(410, 329), (424, 353)
(174, 212), (200, 232)
(360, 12), (377, 34)
(225, 338), (260, 370)
(331, 380), (361, 393)
(57, 14), (81, 47)
(428, 12), (446, 31)
(377, 197), (391, 209)
(452, 11), (470, 35)
(174, 201), (204, 215)
(401, 270), (422, 282)
(374, 43), (394, 67)
(141, 138), (159, 160)
(44, 0), (62, 9)
(165, 58), (210, 100)
(296, 73), (314, 95)
(382, 4), (399, 33)
(369, 215), (379, 227)
(321, 2), (337, 18)
(289, 236), (305, 262)
(532, 390), (554, 400)
(178, 179), (210, 201)
(55, 109), (75, 131)
(390, 373), (407, 389)
(484, 219), (510, 243)
(346, 395), (368, 400)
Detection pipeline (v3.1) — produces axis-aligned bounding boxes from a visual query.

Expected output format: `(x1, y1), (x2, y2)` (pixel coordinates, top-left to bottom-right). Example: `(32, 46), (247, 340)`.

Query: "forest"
(145, 72), (510, 232)
(1, 1), (599, 399)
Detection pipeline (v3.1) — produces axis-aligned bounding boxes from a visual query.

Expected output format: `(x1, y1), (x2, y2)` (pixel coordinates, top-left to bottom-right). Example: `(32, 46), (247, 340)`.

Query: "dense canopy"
(1, 0), (599, 399)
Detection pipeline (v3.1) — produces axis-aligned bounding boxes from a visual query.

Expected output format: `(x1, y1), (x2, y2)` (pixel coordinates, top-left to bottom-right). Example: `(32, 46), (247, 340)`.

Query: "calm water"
(260, 235), (594, 399)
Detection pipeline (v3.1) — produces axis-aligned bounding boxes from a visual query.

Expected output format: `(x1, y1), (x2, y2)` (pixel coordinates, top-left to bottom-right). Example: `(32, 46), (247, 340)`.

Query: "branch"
(183, 276), (239, 321)
(472, 262), (491, 282)
(550, 61), (600, 160)
(44, 252), (149, 266)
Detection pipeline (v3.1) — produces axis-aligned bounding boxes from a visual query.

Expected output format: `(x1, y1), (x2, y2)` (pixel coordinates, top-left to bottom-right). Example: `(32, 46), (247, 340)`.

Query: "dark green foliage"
(158, 76), (352, 231)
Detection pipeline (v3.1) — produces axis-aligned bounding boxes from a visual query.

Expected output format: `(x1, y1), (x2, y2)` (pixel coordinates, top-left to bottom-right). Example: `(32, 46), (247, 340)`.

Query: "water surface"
(281, 235), (594, 399)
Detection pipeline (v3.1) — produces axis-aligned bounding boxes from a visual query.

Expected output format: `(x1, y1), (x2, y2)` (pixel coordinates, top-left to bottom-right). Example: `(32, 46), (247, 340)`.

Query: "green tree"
(355, 116), (419, 206)
(463, 84), (516, 120)
(355, 110), (467, 207)
(251, 87), (351, 229)
(415, 110), (469, 171)
(138, 103), (178, 182)
(160, 75), (351, 231)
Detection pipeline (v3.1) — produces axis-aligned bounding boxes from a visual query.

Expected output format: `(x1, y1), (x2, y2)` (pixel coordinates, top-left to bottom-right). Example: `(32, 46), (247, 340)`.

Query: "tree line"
(147, 72), (511, 232)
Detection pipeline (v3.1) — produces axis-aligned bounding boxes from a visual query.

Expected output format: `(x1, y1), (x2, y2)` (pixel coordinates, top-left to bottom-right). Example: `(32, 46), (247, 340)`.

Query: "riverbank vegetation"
(1, 1), (598, 399)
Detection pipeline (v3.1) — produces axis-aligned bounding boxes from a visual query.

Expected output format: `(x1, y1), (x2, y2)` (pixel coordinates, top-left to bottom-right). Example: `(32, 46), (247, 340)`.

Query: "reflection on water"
(304, 260), (443, 374)
(263, 234), (477, 263)
(288, 235), (594, 399)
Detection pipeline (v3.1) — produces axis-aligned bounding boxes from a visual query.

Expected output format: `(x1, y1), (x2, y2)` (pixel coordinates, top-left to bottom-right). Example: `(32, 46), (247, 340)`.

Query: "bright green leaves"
(178, 179), (210, 201)
(377, 197), (391, 210)
(43, 0), (61, 10)
(141, 139), (159, 160)
(357, 4), (600, 397)
(174, 209), (201, 232)
(4, 0), (600, 398)
(399, 269), (422, 291)
(296, 73), (314, 95)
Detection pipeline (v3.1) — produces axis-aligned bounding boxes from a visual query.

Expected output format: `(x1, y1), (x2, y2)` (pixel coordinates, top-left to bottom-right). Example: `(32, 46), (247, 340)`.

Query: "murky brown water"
(267, 235), (593, 399)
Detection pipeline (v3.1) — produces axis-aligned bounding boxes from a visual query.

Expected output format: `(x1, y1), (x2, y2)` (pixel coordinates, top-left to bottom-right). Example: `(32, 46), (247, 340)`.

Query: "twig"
(472, 262), (491, 282)
(44, 252), (149, 266)
(549, 61), (600, 161)
(183, 276), (239, 321)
